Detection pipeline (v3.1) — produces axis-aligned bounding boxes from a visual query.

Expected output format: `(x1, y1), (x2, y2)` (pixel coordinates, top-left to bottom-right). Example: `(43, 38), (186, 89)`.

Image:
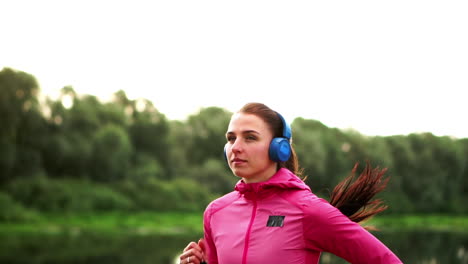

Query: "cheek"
(252, 143), (271, 160)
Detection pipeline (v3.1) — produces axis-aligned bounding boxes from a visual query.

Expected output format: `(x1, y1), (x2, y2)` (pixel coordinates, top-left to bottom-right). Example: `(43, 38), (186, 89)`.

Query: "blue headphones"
(269, 112), (292, 162)
(224, 112), (292, 162)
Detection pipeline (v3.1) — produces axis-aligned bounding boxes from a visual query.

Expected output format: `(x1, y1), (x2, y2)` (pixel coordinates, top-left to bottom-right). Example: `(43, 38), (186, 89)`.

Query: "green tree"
(185, 158), (236, 195)
(128, 98), (170, 179)
(0, 67), (46, 182)
(458, 138), (468, 213)
(383, 135), (418, 213)
(406, 133), (464, 213)
(184, 107), (232, 165)
(167, 120), (192, 179)
(90, 124), (133, 182)
(291, 118), (328, 188)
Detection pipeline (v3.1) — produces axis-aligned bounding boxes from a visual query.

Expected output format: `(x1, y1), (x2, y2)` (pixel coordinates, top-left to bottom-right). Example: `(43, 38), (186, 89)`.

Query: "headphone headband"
(276, 112), (292, 140)
(268, 112), (292, 162)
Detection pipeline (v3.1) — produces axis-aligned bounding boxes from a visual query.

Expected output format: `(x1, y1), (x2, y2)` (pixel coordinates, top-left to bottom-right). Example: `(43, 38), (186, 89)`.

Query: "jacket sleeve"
(203, 204), (218, 264)
(302, 197), (403, 264)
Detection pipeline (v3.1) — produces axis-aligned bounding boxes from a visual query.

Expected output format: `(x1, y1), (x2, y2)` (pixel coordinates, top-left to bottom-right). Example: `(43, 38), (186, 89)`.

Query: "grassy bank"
(0, 212), (204, 235)
(367, 214), (468, 232)
(0, 212), (467, 236)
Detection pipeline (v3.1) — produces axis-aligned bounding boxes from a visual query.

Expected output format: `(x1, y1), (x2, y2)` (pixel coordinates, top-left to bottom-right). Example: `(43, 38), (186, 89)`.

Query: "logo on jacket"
(267, 215), (285, 227)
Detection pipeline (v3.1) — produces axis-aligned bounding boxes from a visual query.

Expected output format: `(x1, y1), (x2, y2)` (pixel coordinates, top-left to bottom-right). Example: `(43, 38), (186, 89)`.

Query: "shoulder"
(279, 188), (329, 211)
(295, 191), (361, 238)
(204, 191), (240, 218)
(280, 189), (343, 223)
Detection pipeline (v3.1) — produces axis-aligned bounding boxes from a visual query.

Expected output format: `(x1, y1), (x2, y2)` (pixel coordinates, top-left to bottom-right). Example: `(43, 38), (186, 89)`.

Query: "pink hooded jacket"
(203, 168), (402, 264)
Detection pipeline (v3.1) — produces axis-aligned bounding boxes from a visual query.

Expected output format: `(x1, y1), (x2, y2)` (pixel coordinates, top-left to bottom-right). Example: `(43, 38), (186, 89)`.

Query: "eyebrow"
(226, 130), (260, 136)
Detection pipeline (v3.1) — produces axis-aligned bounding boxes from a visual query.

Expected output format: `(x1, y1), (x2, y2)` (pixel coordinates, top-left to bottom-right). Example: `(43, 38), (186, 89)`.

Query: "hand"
(179, 238), (206, 264)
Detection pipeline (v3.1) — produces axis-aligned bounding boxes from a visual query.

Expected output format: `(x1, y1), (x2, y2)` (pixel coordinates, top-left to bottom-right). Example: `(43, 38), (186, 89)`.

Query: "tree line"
(1, 67), (467, 220)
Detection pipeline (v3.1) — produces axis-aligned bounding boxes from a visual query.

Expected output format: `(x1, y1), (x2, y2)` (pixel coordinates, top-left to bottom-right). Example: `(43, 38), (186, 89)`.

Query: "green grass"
(0, 211), (204, 235)
(366, 214), (468, 232)
(0, 212), (467, 236)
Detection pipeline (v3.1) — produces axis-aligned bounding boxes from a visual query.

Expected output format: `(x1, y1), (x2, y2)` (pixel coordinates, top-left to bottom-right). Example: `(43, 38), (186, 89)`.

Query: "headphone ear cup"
(224, 145), (228, 162)
(269, 137), (291, 162)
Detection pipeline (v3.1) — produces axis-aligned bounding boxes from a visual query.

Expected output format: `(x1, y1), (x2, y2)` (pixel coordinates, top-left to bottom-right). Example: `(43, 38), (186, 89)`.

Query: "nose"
(229, 139), (243, 156)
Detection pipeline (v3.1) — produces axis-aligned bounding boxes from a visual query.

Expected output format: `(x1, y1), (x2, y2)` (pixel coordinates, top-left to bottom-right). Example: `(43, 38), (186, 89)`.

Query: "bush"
(3, 175), (214, 213)
(115, 177), (213, 211)
(170, 178), (217, 211)
(3, 176), (133, 212)
(0, 192), (38, 222)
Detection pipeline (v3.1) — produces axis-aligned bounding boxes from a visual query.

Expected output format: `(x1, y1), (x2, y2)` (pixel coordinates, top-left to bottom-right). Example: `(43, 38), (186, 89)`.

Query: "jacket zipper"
(242, 198), (257, 264)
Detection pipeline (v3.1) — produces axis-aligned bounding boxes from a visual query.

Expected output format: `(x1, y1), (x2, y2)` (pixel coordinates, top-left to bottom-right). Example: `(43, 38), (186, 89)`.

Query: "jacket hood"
(234, 168), (310, 196)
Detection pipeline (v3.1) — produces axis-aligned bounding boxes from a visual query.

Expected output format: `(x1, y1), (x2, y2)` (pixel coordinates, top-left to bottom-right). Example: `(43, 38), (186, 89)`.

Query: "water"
(319, 230), (468, 264)
(0, 230), (466, 264)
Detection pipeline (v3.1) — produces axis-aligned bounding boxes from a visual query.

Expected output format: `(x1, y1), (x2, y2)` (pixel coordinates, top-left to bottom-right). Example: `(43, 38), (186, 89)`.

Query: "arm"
(203, 205), (218, 264)
(303, 198), (403, 264)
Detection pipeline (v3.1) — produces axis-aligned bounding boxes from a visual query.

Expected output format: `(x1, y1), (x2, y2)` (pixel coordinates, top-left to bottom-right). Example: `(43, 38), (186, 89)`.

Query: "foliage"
(0, 192), (38, 222)
(3, 176), (133, 212)
(0, 68), (46, 182)
(1, 67), (468, 215)
(114, 177), (212, 212)
(90, 124), (133, 182)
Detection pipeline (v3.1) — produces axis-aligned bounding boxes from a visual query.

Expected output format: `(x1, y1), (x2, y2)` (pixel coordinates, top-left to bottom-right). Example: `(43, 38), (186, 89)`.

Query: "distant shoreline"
(1, 212), (467, 236)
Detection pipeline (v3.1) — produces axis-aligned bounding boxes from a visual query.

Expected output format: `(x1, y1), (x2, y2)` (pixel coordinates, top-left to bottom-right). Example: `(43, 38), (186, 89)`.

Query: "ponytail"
(329, 161), (390, 230)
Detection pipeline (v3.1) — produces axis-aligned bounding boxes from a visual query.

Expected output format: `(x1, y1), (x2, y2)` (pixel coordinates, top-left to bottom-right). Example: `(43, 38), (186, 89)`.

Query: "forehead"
(227, 113), (271, 134)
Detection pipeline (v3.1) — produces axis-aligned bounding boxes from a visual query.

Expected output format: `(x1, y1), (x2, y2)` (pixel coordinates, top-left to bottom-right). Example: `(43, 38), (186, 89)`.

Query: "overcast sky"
(1, 0), (467, 138)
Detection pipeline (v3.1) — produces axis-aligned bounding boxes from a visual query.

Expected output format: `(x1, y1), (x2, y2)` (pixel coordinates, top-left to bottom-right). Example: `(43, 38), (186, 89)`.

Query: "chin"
(232, 169), (250, 179)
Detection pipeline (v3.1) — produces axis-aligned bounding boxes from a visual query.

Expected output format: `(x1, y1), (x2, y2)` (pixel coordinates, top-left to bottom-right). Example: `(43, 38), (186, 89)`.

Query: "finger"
(183, 247), (204, 260)
(179, 255), (201, 264)
(198, 238), (206, 260)
(179, 248), (204, 263)
(179, 255), (202, 264)
(183, 241), (202, 252)
(198, 238), (205, 251)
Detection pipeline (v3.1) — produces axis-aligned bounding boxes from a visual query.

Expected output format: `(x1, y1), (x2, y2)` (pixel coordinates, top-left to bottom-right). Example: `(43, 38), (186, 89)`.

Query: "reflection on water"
(319, 230), (468, 264)
(0, 230), (467, 264)
(0, 232), (201, 264)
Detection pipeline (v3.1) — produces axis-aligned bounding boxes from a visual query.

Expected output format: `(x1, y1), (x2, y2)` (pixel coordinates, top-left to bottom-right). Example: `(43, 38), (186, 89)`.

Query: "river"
(0, 230), (466, 263)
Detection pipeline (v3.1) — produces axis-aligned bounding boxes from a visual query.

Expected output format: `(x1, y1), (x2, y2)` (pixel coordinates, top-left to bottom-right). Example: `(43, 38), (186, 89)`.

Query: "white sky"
(1, 0), (467, 138)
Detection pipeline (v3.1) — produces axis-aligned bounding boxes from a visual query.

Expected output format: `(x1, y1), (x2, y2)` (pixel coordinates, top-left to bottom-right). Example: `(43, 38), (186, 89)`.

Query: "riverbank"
(367, 214), (468, 232)
(0, 212), (467, 235)
(0, 212), (203, 236)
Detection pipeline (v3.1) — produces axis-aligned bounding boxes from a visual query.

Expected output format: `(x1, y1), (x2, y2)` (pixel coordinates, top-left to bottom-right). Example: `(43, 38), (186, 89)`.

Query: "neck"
(242, 166), (278, 184)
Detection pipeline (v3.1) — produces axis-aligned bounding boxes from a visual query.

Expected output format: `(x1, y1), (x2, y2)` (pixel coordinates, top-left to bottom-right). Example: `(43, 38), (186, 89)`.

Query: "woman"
(179, 102), (402, 264)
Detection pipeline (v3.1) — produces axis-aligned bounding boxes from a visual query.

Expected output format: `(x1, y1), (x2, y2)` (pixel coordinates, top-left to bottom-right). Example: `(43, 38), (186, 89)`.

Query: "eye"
(226, 135), (236, 143)
(246, 135), (257, 141)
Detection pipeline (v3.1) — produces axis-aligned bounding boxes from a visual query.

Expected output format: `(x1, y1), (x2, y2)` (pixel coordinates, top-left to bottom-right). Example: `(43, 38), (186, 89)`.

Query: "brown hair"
(238, 102), (303, 178)
(238, 102), (389, 226)
(329, 162), (389, 229)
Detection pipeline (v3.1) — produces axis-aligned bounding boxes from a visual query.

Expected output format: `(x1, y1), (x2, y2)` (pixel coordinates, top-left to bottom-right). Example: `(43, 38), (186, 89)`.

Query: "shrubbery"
(3, 176), (132, 213)
(1, 175), (214, 218)
(114, 177), (214, 212)
(2, 67), (468, 218)
(0, 192), (38, 222)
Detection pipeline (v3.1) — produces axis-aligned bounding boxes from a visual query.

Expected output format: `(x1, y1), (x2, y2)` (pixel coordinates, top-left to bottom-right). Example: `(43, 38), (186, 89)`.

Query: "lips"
(232, 158), (246, 164)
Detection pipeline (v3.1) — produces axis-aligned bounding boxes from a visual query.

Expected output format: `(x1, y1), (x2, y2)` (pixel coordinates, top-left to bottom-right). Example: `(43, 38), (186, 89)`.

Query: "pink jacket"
(203, 168), (403, 264)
